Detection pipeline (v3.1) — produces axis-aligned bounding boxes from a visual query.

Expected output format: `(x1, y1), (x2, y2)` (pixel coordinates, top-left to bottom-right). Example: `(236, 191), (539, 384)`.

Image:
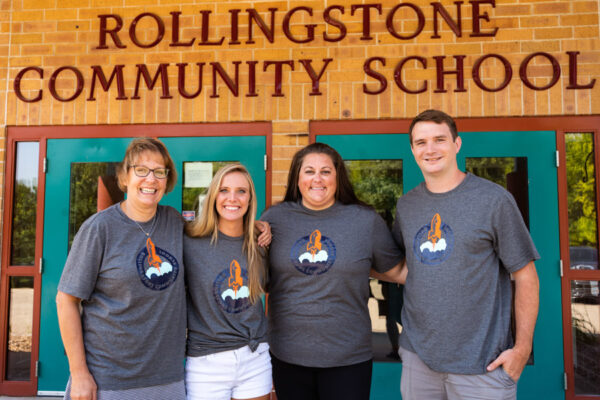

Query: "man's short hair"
(409, 109), (458, 144)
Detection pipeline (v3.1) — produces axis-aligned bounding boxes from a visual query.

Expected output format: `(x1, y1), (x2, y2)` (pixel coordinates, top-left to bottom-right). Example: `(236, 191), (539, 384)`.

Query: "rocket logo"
(227, 260), (244, 298)
(412, 213), (454, 265)
(213, 259), (251, 313)
(290, 229), (336, 275)
(136, 237), (179, 290)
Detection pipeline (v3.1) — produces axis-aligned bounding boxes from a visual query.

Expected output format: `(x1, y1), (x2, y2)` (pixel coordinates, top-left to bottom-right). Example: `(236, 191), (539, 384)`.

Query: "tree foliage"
(566, 134), (597, 247)
(11, 182), (37, 265)
(345, 160), (403, 228)
(465, 157), (516, 188)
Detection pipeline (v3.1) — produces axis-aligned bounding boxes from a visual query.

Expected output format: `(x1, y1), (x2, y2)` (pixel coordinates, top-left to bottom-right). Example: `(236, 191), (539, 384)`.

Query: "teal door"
(318, 131), (562, 400)
(38, 136), (266, 393)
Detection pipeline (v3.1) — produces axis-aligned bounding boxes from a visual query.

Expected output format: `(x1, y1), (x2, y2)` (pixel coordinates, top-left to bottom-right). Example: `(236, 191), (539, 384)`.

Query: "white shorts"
(185, 342), (272, 400)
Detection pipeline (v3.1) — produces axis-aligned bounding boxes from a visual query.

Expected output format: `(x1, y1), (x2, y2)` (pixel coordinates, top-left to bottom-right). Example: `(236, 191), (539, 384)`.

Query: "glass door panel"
(564, 132), (600, 397)
(10, 142), (39, 266)
(5, 277), (34, 381)
(565, 133), (597, 272)
(69, 162), (122, 247)
(570, 282), (600, 396)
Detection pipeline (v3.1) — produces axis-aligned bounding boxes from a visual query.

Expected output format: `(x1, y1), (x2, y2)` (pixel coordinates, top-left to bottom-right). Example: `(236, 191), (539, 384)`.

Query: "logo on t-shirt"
(136, 237), (180, 290)
(290, 229), (337, 275)
(213, 259), (252, 313)
(413, 213), (454, 265)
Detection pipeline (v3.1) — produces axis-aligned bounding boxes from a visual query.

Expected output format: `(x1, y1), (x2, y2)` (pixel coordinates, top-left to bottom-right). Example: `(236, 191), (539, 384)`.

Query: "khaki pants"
(399, 346), (517, 400)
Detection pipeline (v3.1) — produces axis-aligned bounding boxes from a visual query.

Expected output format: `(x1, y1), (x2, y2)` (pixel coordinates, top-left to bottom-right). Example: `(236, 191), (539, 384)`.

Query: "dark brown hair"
(408, 109), (458, 144)
(283, 142), (370, 208)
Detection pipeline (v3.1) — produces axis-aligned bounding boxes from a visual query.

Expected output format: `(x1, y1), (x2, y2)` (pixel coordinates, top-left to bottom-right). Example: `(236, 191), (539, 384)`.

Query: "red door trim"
(0, 133), (43, 395)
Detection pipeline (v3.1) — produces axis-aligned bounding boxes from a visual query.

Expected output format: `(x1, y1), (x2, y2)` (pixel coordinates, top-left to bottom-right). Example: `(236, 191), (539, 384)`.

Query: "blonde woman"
(184, 164), (271, 400)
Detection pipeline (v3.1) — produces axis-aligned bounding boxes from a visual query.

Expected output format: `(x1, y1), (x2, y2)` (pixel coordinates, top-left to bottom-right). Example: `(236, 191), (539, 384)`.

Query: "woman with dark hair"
(261, 142), (405, 400)
(282, 142), (370, 207)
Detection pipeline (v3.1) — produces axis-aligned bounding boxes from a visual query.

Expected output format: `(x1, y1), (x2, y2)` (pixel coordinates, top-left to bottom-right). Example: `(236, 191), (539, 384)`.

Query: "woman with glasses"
(56, 137), (188, 400)
(184, 164), (271, 400)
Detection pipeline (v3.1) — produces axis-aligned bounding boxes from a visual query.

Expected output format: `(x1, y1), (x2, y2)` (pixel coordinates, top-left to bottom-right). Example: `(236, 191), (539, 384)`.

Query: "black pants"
(271, 353), (373, 400)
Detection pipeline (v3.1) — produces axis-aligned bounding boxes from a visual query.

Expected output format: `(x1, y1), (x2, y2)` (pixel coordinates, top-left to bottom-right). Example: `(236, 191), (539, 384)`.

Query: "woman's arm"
(370, 261), (407, 284)
(56, 291), (97, 400)
(255, 220), (272, 247)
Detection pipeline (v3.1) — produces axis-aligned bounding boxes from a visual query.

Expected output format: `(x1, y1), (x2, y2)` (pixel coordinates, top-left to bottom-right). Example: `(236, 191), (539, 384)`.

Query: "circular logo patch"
(412, 215), (454, 266)
(213, 263), (251, 314)
(136, 239), (179, 290)
(290, 229), (337, 275)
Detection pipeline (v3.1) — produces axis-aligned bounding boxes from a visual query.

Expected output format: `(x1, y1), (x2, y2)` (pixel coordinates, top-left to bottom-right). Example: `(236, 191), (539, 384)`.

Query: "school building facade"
(0, 0), (599, 399)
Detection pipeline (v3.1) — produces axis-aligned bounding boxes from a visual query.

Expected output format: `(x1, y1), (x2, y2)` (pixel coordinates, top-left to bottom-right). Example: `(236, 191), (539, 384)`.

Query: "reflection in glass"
(182, 161), (232, 220)
(466, 157), (529, 227)
(5, 276), (34, 381)
(69, 162), (122, 248)
(565, 133), (598, 270)
(10, 142), (39, 265)
(345, 159), (403, 362)
(345, 160), (403, 228)
(571, 281), (600, 395)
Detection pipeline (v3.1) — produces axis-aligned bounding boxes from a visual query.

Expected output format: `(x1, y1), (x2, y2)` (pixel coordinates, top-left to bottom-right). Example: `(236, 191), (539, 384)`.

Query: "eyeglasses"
(129, 165), (170, 179)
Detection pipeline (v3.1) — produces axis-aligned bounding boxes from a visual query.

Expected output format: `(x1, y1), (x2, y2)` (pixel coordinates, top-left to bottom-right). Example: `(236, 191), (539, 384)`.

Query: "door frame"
(0, 133), (45, 395)
(556, 123), (600, 400)
(311, 115), (600, 400)
(0, 122), (271, 396)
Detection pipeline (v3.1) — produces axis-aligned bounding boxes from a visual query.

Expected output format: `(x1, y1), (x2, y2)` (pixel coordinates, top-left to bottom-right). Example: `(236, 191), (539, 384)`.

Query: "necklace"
(133, 214), (157, 237)
(123, 201), (158, 237)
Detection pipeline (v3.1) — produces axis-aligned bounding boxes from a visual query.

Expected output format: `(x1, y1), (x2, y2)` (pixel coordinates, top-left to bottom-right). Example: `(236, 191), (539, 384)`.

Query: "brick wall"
(1, 0), (599, 201)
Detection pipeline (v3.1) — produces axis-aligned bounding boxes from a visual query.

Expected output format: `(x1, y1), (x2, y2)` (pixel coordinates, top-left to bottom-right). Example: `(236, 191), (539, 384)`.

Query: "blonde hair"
(186, 164), (266, 303)
(117, 137), (177, 193)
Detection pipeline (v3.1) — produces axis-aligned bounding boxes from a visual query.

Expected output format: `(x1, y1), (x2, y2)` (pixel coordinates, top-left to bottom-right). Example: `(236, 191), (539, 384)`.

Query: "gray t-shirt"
(262, 201), (403, 367)
(393, 173), (540, 374)
(184, 233), (268, 357)
(58, 204), (186, 390)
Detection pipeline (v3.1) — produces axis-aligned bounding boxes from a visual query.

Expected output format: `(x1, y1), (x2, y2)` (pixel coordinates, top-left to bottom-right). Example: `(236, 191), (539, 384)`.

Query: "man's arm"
(486, 261), (539, 381)
(370, 261), (407, 284)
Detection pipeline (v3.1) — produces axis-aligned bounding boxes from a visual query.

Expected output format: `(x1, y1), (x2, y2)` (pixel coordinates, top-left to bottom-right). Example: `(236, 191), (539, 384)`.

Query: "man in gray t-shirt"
(392, 110), (540, 399)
